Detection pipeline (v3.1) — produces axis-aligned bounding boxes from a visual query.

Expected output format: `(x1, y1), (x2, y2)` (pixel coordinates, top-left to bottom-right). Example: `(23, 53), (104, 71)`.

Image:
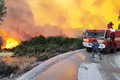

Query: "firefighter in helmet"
(107, 22), (114, 29)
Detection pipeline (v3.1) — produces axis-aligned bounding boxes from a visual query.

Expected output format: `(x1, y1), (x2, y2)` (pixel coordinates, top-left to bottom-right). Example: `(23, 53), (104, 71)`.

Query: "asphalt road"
(36, 49), (120, 80)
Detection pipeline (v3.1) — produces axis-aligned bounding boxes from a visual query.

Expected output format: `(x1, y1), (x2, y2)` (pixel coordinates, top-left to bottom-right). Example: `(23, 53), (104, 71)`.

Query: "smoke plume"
(0, 0), (120, 41)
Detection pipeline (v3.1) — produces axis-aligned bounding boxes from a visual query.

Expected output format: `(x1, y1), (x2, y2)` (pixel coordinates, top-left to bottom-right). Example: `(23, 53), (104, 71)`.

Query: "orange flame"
(2, 37), (20, 49)
(0, 30), (20, 49)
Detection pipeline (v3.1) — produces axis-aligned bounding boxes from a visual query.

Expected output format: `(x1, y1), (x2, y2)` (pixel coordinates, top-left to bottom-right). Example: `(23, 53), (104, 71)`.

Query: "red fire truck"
(82, 29), (120, 53)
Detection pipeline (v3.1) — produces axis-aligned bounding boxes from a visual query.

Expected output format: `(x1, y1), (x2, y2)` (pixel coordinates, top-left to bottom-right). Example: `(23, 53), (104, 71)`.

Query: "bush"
(29, 36), (45, 45)
(37, 52), (49, 61)
(46, 36), (64, 45)
(14, 36), (84, 60)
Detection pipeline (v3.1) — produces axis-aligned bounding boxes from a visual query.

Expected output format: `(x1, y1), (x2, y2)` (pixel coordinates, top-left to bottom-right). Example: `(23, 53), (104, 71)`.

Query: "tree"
(0, 0), (7, 24)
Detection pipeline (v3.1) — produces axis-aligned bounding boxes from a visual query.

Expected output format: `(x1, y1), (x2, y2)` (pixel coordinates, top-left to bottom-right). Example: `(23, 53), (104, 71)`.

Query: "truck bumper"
(83, 42), (106, 49)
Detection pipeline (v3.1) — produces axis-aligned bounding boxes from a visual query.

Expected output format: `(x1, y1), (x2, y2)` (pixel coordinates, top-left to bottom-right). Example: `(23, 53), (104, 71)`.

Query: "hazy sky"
(27, 0), (120, 29)
(0, 0), (120, 41)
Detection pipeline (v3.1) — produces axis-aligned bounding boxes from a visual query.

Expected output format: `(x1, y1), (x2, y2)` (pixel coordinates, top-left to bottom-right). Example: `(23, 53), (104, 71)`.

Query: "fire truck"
(82, 29), (120, 53)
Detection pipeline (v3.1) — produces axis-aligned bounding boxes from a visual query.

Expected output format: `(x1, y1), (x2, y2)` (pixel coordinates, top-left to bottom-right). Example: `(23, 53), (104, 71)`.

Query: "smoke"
(0, 0), (38, 41)
(27, 0), (120, 29)
(0, 0), (120, 41)
(0, 0), (68, 41)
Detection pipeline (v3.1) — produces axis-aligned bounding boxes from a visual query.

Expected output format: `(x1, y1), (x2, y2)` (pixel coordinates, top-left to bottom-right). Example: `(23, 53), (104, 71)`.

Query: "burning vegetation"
(2, 37), (19, 49)
(0, 30), (20, 50)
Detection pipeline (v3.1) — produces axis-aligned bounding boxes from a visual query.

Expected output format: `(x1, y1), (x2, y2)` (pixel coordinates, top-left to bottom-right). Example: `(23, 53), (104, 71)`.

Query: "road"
(18, 49), (120, 80)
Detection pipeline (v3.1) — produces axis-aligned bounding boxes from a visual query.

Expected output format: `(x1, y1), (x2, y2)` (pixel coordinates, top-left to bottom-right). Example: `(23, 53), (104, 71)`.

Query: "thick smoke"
(1, 0), (120, 42)
(0, 0), (71, 41)
(27, 0), (120, 29)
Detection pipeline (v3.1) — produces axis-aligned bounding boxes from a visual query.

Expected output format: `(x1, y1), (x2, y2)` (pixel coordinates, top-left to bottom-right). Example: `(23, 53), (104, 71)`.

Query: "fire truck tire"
(103, 43), (111, 54)
(86, 48), (92, 52)
(117, 48), (120, 51)
(111, 43), (117, 53)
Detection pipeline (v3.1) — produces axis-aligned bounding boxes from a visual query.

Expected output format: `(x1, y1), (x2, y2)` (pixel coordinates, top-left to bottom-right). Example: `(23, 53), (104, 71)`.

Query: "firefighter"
(107, 22), (114, 29)
(91, 38), (102, 60)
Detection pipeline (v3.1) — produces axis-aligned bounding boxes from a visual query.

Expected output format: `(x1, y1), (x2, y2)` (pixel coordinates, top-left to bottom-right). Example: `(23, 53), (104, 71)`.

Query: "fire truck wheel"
(86, 48), (92, 52)
(117, 48), (120, 51)
(103, 44), (111, 54)
(111, 43), (117, 53)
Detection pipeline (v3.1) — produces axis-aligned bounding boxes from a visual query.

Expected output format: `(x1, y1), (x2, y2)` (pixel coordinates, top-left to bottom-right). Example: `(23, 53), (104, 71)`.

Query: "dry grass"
(0, 52), (37, 71)
(6, 56), (37, 70)
(0, 52), (14, 57)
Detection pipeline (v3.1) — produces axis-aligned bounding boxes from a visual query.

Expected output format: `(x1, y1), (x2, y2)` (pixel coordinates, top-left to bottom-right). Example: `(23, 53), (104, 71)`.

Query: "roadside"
(0, 49), (83, 80)
(17, 49), (83, 80)
(2, 49), (120, 80)
(0, 53), (42, 80)
(17, 49), (120, 80)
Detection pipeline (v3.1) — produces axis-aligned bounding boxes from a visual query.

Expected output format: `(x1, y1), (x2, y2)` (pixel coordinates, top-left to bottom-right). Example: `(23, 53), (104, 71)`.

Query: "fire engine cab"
(82, 29), (120, 53)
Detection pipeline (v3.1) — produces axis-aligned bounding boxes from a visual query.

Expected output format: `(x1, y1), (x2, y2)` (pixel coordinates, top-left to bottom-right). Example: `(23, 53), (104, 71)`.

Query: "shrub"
(37, 52), (49, 61)
(14, 36), (84, 60)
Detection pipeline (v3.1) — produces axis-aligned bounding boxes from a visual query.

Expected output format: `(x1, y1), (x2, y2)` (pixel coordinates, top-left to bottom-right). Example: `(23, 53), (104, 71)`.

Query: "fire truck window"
(84, 32), (104, 38)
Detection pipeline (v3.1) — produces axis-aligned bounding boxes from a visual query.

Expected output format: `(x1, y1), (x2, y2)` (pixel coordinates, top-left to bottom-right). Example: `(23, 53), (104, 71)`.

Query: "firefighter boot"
(92, 53), (94, 58)
(98, 54), (102, 60)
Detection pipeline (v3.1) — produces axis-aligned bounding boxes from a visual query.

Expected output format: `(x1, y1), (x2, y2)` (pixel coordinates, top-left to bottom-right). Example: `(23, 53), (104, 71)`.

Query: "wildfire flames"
(2, 37), (19, 49)
(0, 30), (20, 49)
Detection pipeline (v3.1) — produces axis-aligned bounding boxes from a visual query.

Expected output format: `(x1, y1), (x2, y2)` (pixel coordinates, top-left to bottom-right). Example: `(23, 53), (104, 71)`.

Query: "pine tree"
(0, 0), (7, 24)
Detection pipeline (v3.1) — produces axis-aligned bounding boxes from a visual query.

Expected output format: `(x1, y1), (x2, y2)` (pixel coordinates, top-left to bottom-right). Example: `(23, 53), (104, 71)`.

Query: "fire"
(2, 37), (19, 49)
(0, 30), (20, 49)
